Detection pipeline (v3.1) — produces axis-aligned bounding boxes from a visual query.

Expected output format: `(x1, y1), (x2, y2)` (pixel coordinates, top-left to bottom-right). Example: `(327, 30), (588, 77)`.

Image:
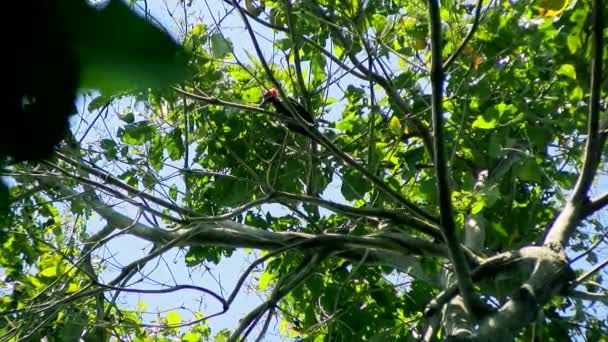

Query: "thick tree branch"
(37, 174), (447, 272)
(427, 0), (479, 317)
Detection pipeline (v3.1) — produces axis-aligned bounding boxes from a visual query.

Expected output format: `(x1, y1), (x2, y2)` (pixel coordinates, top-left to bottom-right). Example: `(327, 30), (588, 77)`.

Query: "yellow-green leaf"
(389, 116), (402, 136)
(258, 271), (274, 290)
(65, 283), (80, 294)
(40, 266), (57, 278)
(166, 311), (181, 326)
(183, 332), (201, 342)
(556, 64), (576, 80)
(472, 115), (497, 129)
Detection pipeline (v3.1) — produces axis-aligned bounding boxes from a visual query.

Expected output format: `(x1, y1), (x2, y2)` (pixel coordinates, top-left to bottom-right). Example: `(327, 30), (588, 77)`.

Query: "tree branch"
(582, 191), (608, 218)
(575, 255), (608, 285)
(570, 290), (608, 304)
(272, 191), (442, 239)
(427, 0), (479, 317)
(543, 0), (604, 249)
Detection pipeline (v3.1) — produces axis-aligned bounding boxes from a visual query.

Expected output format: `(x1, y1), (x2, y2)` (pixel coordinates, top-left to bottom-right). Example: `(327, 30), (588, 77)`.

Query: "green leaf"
(183, 333), (201, 342)
(210, 33), (233, 59)
(165, 128), (185, 160)
(570, 86), (584, 102)
(556, 64), (576, 80)
(472, 115), (497, 129)
(567, 33), (581, 54)
(341, 169), (371, 201)
(65, 0), (192, 93)
(471, 200), (485, 215)
(87, 95), (111, 112)
(516, 158), (543, 183)
(100, 139), (118, 160)
(258, 271), (274, 290)
(149, 136), (163, 171)
(142, 173), (156, 190)
(118, 121), (155, 145)
(119, 112), (135, 124)
(100, 139), (116, 150)
(169, 184), (178, 201)
(60, 319), (84, 342)
(166, 311), (181, 326)
(40, 266), (57, 277)
(214, 330), (231, 342)
(491, 222), (508, 238)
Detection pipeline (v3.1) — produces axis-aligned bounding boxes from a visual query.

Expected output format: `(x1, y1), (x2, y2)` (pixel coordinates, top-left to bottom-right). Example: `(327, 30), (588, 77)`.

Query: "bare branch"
(576, 255), (608, 285)
(570, 290), (608, 304)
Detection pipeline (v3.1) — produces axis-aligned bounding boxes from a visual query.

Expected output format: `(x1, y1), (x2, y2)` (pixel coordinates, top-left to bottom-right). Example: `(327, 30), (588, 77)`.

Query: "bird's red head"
(263, 88), (279, 98)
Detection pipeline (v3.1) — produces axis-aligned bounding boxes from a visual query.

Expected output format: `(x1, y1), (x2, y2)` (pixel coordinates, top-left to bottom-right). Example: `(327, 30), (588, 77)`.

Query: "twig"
(272, 191), (441, 239)
(575, 256), (608, 284)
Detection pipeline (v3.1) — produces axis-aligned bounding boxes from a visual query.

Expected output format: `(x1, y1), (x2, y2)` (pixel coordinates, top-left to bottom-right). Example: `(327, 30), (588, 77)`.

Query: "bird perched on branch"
(260, 88), (315, 136)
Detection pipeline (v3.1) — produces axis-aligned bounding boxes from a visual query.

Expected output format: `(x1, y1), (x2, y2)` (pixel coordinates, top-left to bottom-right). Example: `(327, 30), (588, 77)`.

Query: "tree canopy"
(1, 0), (608, 341)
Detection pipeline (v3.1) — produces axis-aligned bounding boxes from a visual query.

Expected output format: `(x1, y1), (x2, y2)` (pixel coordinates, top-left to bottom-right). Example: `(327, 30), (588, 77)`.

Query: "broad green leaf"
(100, 139), (116, 150)
(142, 173), (156, 190)
(65, 283), (79, 294)
(491, 222), (508, 237)
(118, 121), (155, 145)
(169, 184), (178, 201)
(556, 64), (576, 80)
(472, 115), (497, 129)
(214, 330), (231, 342)
(210, 33), (233, 59)
(119, 112), (135, 124)
(517, 158), (543, 183)
(471, 200), (485, 215)
(60, 319), (84, 342)
(62, 0), (192, 93)
(258, 271), (274, 290)
(166, 311), (181, 326)
(40, 266), (57, 277)
(149, 136), (163, 171)
(389, 116), (402, 136)
(341, 169), (371, 201)
(165, 128), (185, 160)
(87, 95), (111, 112)
(567, 33), (581, 54)
(570, 86), (584, 102)
(183, 332), (201, 342)
(138, 301), (148, 312)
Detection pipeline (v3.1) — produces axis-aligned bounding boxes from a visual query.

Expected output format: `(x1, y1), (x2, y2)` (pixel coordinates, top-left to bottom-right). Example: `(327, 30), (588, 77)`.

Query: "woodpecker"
(260, 88), (315, 136)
